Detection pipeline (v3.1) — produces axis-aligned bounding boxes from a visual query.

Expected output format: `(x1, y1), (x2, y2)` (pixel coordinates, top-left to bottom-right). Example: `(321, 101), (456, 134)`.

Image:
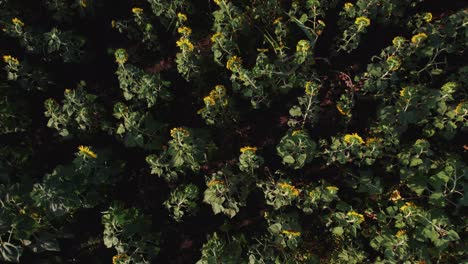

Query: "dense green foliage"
(0, 0), (467, 263)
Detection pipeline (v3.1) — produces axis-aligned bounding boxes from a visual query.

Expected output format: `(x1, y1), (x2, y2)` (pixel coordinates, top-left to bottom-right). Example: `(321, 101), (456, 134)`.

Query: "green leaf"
(429, 192), (445, 207)
(332, 226), (344, 236)
(283, 155), (295, 164)
(409, 158), (423, 167)
(407, 175), (427, 195)
(296, 154), (307, 166)
(116, 124), (126, 134)
(289, 106), (302, 117)
(422, 227), (439, 242)
(269, 223), (282, 234)
(445, 230), (460, 241)
(429, 170), (451, 188)
(172, 153), (185, 167)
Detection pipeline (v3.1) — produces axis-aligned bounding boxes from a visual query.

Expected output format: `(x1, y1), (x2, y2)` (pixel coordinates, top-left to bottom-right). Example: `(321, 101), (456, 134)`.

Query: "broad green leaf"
(283, 155), (295, 164)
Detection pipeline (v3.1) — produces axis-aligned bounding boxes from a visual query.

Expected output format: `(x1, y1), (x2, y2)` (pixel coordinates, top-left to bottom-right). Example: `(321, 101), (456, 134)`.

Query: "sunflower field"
(0, 0), (467, 263)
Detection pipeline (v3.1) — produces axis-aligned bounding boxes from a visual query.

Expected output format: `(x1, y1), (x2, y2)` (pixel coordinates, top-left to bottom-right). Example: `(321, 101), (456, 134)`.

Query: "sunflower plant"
(44, 82), (103, 137)
(276, 130), (317, 169)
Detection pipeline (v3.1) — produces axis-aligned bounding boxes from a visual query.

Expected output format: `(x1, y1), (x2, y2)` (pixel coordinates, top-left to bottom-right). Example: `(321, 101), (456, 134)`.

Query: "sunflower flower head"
(347, 211), (365, 224)
(392, 36), (406, 48)
(132, 7), (143, 15)
(411, 33), (428, 44)
(214, 85), (226, 96)
(3, 55), (19, 65)
(114, 49), (128, 64)
(365, 137), (380, 146)
(207, 180), (224, 187)
(326, 186), (339, 193)
(176, 38), (194, 52)
(78, 145), (97, 159)
(211, 32), (223, 43)
(396, 230), (407, 237)
(387, 56), (402, 71)
(281, 230), (301, 237)
(423, 12), (432, 23)
(273, 17), (282, 25)
(400, 202), (415, 212)
(177, 13), (187, 22)
(177, 26), (192, 36)
(278, 182), (300, 196)
(240, 146), (257, 153)
(304, 81), (316, 95)
(336, 104), (348, 116)
(113, 254), (129, 264)
(203, 96), (215, 106)
(291, 130), (304, 136)
(12, 18), (24, 27)
(399, 87), (407, 97)
(344, 2), (353, 11)
(389, 190), (402, 201)
(355, 16), (371, 29)
(170, 127), (190, 139)
(344, 133), (365, 145)
(455, 101), (466, 115)
(226, 56), (242, 71)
